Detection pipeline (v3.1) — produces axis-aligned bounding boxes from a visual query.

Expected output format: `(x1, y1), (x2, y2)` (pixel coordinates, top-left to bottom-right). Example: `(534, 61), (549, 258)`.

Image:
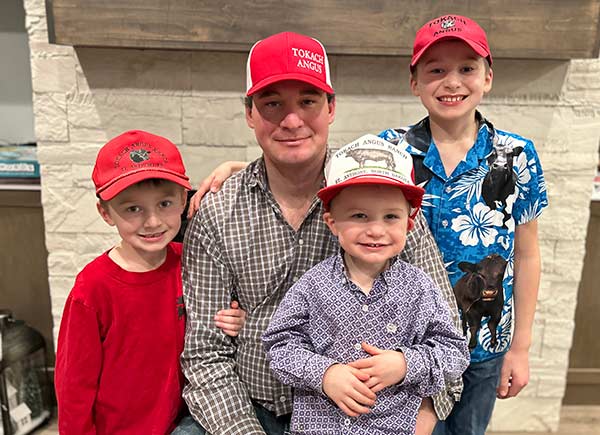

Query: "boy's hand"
(322, 364), (376, 417)
(187, 161), (248, 218)
(348, 342), (407, 393)
(496, 346), (529, 399)
(214, 300), (247, 337)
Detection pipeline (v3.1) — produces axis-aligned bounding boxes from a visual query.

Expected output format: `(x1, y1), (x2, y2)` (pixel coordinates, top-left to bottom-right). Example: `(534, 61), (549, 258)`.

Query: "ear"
(483, 67), (493, 94)
(97, 201), (115, 226)
(245, 106), (255, 129)
(409, 73), (420, 97)
(322, 211), (338, 237)
(407, 218), (415, 232)
(327, 97), (336, 125)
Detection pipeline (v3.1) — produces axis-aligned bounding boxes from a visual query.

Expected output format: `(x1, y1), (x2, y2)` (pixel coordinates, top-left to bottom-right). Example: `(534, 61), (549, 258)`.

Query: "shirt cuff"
(302, 353), (338, 393)
(397, 346), (426, 388)
(214, 414), (266, 435)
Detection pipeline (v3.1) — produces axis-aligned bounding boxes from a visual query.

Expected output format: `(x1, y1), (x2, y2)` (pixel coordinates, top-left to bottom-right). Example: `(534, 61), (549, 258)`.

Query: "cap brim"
(411, 36), (491, 67)
(97, 168), (192, 201)
(247, 72), (334, 96)
(317, 178), (425, 212)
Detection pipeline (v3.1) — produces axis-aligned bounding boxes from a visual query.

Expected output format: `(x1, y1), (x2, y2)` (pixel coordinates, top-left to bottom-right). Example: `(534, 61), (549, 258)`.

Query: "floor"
(31, 406), (600, 435)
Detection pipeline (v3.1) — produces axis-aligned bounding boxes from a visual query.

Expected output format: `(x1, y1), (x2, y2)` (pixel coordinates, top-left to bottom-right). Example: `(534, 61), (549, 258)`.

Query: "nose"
(279, 109), (304, 129)
(366, 220), (385, 237)
(443, 70), (461, 90)
(143, 211), (161, 228)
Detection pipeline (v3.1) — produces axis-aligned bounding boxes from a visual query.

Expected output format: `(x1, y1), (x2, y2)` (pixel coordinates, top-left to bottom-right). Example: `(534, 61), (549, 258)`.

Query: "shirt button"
(293, 276), (299, 282)
(344, 418), (351, 426)
(354, 343), (362, 351)
(445, 186), (452, 193)
(362, 304), (369, 312)
(442, 219), (449, 227)
(279, 395), (286, 402)
(298, 238), (304, 245)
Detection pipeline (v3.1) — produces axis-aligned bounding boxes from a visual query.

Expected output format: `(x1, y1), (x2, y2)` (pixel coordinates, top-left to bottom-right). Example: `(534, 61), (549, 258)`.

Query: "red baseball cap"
(317, 134), (424, 216)
(92, 130), (192, 201)
(246, 31), (334, 96)
(411, 15), (492, 69)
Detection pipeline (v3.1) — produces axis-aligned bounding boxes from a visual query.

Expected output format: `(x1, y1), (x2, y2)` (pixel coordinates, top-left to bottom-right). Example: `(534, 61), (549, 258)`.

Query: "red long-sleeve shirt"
(55, 242), (185, 434)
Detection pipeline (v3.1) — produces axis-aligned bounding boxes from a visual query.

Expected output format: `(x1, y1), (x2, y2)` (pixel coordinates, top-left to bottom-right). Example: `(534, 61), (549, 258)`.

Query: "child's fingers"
(349, 378), (376, 403)
(186, 190), (203, 219)
(342, 396), (371, 416)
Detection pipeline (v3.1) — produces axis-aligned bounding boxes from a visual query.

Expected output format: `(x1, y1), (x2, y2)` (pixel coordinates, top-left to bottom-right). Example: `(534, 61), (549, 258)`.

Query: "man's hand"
(187, 161), (248, 218)
(322, 364), (377, 417)
(214, 300), (247, 337)
(348, 342), (407, 393)
(497, 346), (529, 399)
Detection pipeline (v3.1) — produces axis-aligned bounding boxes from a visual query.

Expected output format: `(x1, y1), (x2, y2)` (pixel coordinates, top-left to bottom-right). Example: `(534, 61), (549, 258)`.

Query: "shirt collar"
(333, 249), (398, 292)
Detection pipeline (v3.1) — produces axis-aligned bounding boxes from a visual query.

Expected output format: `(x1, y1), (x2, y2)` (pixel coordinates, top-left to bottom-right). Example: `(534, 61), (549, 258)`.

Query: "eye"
(384, 213), (400, 220)
(160, 200), (173, 208)
(351, 213), (367, 219)
(301, 98), (317, 106)
(126, 205), (141, 213)
(429, 67), (444, 74)
(461, 66), (475, 73)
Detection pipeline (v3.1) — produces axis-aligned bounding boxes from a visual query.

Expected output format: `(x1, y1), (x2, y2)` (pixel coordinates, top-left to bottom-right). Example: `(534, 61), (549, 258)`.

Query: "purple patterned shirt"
(263, 253), (469, 435)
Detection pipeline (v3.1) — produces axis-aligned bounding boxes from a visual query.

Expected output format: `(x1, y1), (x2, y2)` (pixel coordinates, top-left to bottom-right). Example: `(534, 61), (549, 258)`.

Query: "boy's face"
(97, 181), (187, 259)
(410, 39), (493, 125)
(246, 80), (335, 171)
(323, 184), (411, 272)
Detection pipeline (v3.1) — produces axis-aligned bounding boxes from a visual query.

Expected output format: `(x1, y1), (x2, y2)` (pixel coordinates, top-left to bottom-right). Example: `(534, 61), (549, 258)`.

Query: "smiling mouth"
(438, 96), (466, 102)
(360, 243), (388, 248)
(140, 232), (165, 239)
(276, 137), (309, 144)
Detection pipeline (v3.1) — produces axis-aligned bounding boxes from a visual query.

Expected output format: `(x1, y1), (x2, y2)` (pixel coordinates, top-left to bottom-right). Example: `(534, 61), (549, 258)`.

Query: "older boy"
(262, 134), (469, 435)
(180, 32), (460, 435)
(55, 130), (244, 434)
(380, 15), (548, 435)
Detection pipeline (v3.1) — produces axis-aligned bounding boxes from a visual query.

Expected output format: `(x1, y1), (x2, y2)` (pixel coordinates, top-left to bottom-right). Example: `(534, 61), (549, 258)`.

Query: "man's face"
(246, 80), (335, 171)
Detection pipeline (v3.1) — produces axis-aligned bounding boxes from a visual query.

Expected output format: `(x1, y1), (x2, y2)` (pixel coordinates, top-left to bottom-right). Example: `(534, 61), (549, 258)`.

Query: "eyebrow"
(255, 87), (324, 100)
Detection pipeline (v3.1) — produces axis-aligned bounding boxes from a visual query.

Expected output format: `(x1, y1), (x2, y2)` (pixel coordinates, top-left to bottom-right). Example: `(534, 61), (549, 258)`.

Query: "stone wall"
(24, 0), (600, 431)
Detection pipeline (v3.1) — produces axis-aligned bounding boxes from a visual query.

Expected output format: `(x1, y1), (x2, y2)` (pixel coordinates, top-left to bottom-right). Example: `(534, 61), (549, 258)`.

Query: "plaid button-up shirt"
(181, 157), (462, 435)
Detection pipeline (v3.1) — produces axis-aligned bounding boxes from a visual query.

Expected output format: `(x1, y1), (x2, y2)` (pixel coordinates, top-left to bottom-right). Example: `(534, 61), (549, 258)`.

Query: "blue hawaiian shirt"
(380, 113), (548, 363)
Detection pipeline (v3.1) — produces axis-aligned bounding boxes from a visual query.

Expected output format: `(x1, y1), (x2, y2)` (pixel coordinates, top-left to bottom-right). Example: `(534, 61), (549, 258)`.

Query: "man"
(179, 31), (461, 435)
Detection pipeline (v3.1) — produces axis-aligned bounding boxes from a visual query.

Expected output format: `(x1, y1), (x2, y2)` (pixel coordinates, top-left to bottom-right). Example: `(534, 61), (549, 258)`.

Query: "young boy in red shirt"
(55, 130), (245, 434)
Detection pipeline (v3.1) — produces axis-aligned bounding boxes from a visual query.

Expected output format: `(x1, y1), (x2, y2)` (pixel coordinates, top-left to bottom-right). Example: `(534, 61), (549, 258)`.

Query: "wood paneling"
(0, 189), (54, 365)
(46, 0), (600, 59)
(564, 201), (600, 405)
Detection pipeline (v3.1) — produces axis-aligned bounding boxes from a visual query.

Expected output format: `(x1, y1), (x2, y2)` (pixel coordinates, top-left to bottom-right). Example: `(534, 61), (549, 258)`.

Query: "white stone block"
(179, 145), (247, 186)
(489, 396), (561, 432)
(24, 0), (46, 16)
(182, 96), (254, 146)
(41, 187), (111, 233)
(31, 55), (77, 93)
(25, 13), (48, 43)
(67, 92), (182, 143)
(74, 47), (193, 95)
(32, 92), (68, 142)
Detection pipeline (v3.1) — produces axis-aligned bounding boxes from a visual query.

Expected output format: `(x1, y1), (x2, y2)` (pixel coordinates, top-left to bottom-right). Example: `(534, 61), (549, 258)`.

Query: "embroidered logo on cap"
(130, 149), (150, 163)
(441, 18), (455, 29)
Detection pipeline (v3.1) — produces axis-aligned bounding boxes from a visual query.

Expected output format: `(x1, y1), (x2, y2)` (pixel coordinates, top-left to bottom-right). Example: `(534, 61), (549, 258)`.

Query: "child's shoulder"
(68, 251), (115, 304)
